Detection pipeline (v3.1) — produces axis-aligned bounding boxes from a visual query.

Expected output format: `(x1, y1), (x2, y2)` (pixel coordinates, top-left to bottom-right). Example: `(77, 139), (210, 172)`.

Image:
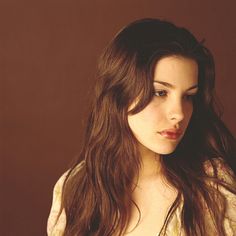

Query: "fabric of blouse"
(47, 159), (236, 236)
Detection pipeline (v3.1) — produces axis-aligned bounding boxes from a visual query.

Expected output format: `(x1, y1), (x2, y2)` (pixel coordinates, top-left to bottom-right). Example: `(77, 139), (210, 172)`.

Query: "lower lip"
(159, 132), (181, 140)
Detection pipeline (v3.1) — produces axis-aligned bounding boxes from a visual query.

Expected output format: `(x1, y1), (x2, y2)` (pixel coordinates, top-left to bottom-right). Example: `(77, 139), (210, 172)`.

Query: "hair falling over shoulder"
(56, 18), (236, 236)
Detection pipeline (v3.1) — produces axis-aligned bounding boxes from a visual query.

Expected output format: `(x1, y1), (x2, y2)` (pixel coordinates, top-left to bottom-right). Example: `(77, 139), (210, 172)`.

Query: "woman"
(47, 18), (236, 236)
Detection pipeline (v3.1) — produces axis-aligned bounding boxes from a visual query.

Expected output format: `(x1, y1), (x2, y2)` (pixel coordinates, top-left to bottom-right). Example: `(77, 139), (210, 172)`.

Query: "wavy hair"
(57, 18), (236, 235)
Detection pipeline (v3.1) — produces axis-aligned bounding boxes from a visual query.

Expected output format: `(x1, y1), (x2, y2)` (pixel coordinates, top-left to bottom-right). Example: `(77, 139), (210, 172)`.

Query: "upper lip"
(159, 128), (182, 135)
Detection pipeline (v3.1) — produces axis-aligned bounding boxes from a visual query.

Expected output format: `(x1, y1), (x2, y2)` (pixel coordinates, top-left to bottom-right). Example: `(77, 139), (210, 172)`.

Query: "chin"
(152, 144), (178, 155)
(138, 140), (179, 156)
(157, 149), (176, 155)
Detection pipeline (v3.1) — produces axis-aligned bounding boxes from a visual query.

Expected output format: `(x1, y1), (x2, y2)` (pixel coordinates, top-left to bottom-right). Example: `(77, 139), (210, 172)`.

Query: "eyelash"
(154, 90), (197, 101)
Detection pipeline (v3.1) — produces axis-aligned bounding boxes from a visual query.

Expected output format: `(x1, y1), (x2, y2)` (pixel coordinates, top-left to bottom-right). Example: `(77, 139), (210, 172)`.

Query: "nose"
(168, 99), (185, 123)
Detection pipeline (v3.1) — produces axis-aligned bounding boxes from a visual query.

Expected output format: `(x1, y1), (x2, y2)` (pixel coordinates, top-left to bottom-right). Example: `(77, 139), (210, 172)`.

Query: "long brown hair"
(57, 18), (236, 235)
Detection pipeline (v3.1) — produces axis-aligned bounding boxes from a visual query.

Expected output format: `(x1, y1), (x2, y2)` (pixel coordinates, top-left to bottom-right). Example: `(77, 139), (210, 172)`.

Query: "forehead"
(153, 56), (198, 87)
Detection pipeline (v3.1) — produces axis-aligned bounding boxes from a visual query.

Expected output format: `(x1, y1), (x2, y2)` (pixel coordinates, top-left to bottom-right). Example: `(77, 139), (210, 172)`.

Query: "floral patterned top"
(47, 159), (236, 236)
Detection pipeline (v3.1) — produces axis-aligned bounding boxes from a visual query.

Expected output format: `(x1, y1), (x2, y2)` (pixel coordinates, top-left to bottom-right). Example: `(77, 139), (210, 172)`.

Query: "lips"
(158, 129), (182, 140)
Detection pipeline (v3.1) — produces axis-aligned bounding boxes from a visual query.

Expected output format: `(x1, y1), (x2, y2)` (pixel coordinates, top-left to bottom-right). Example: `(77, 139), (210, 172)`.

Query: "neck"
(138, 144), (162, 181)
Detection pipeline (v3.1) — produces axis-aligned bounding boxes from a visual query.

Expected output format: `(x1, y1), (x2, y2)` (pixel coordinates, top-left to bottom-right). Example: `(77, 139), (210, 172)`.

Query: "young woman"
(47, 18), (236, 236)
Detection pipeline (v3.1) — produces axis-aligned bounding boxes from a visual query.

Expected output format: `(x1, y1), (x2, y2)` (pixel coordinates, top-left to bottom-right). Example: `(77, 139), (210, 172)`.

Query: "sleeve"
(217, 163), (236, 235)
(204, 158), (236, 235)
(47, 171), (68, 236)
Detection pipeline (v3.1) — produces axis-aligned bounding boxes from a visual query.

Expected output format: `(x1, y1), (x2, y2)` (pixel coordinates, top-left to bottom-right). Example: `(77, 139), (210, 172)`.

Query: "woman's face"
(128, 56), (198, 156)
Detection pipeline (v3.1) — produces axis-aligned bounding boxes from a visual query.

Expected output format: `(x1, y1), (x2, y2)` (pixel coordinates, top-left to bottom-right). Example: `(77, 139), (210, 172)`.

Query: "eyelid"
(154, 90), (167, 96)
(154, 89), (198, 97)
(154, 89), (198, 95)
(185, 92), (198, 95)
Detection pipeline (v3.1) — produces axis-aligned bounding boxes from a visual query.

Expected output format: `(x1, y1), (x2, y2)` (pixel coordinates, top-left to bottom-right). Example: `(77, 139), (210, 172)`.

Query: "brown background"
(1, 0), (236, 235)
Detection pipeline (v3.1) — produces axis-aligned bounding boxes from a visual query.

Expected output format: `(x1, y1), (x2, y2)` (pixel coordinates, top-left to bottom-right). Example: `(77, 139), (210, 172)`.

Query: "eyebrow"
(154, 80), (198, 91)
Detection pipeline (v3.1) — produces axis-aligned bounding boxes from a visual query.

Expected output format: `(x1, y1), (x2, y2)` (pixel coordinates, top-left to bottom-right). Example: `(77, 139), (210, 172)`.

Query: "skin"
(125, 55), (199, 235)
(128, 55), (199, 179)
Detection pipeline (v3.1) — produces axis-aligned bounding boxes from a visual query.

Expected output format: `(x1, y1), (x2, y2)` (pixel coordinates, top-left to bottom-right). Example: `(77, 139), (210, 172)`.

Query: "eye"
(154, 90), (167, 97)
(184, 94), (197, 101)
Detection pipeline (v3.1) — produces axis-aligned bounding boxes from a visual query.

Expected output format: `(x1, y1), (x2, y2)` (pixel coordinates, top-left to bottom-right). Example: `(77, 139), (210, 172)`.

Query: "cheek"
(128, 104), (162, 131)
(183, 104), (194, 125)
(138, 103), (163, 123)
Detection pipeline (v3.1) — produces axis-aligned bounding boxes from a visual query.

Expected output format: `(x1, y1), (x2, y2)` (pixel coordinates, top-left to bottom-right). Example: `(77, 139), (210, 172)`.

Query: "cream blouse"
(47, 159), (236, 236)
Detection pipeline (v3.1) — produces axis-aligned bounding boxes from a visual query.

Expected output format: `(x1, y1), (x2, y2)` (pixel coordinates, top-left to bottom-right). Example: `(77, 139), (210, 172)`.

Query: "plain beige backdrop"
(1, 0), (236, 235)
